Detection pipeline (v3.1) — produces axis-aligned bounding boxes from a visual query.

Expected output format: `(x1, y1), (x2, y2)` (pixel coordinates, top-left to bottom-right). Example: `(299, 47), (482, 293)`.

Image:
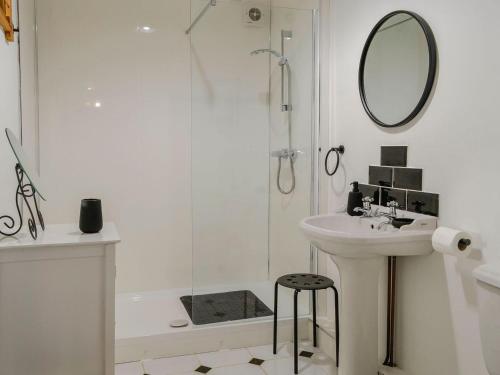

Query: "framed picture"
(0, 0), (14, 42)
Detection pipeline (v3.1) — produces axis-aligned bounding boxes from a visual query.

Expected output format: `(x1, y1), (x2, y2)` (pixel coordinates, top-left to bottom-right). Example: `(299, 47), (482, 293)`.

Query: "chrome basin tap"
(376, 201), (399, 219)
(373, 201), (401, 229)
(354, 200), (400, 227)
(354, 197), (378, 217)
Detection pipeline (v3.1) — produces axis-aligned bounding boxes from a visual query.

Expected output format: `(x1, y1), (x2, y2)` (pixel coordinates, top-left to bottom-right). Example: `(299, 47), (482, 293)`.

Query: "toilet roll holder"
(458, 238), (472, 251)
(432, 226), (480, 256)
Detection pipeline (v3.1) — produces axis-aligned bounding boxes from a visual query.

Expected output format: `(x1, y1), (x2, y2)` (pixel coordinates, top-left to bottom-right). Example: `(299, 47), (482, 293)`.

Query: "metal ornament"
(0, 163), (45, 240)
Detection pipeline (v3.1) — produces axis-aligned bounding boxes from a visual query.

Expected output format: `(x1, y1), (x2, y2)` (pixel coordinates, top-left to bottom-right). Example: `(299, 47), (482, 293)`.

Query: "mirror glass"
(5, 128), (46, 200)
(359, 11), (437, 127)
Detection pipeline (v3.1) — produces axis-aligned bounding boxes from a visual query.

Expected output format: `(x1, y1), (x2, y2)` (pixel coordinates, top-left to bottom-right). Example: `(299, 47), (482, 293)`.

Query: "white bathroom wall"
(330, 0), (499, 374)
(19, 0), (39, 173)
(0, 0), (21, 222)
(36, 0), (192, 293)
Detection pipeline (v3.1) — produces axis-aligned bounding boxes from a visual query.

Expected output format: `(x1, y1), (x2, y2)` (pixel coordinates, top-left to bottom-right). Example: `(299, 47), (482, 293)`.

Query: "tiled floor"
(115, 341), (337, 375)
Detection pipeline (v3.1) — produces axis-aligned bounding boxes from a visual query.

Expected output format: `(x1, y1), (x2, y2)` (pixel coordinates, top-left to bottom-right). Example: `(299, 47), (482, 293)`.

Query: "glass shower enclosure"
(186, 0), (320, 326)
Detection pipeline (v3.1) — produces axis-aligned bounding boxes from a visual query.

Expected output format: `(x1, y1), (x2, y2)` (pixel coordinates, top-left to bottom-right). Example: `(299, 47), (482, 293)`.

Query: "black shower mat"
(180, 290), (273, 325)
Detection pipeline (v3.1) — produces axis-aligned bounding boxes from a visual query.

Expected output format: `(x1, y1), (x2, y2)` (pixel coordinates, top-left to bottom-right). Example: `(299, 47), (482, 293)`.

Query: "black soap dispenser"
(347, 181), (363, 216)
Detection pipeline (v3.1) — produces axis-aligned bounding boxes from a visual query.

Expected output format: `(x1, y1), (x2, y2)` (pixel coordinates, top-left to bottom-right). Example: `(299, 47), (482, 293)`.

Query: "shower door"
(189, 0), (319, 326)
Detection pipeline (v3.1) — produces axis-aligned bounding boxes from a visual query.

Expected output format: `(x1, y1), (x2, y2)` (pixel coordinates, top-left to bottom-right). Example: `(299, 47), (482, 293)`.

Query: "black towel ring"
(325, 145), (345, 176)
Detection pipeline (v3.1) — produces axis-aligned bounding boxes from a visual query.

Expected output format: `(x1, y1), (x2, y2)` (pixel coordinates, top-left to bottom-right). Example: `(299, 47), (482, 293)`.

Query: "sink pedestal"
(332, 255), (384, 375)
(300, 213), (436, 375)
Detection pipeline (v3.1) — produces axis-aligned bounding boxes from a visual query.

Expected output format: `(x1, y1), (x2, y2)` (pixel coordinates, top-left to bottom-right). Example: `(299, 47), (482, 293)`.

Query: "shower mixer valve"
(271, 148), (299, 161)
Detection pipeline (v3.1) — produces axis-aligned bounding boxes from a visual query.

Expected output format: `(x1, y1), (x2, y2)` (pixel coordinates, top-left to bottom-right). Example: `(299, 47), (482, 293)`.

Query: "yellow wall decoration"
(0, 0), (14, 42)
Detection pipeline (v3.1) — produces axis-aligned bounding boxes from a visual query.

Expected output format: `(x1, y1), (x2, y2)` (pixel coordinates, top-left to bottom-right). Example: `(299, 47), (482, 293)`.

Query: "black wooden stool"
(273, 274), (339, 374)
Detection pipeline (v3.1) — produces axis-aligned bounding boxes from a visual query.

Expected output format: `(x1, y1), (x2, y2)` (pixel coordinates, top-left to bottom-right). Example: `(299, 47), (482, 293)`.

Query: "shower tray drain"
(169, 319), (189, 328)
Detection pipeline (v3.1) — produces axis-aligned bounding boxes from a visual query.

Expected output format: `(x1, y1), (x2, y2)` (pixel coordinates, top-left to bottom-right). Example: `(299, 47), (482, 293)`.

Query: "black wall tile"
(407, 191), (439, 217)
(380, 188), (407, 210)
(381, 146), (408, 167)
(359, 184), (380, 205)
(393, 168), (423, 191)
(369, 166), (393, 187)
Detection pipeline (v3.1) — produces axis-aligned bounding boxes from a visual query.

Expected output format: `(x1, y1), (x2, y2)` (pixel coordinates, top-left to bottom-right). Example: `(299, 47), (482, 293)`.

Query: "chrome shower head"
(250, 48), (282, 58)
(250, 49), (288, 66)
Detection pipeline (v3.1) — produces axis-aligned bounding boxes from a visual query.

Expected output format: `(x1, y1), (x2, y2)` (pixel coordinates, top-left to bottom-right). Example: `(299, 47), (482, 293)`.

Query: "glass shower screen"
(188, 0), (319, 326)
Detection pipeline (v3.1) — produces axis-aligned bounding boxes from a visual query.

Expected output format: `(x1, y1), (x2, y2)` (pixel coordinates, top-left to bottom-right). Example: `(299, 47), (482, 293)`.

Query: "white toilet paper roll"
(432, 227), (472, 257)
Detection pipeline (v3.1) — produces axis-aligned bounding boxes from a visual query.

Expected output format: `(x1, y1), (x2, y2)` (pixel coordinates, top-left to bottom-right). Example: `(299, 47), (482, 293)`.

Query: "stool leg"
(273, 282), (279, 355)
(294, 289), (300, 374)
(331, 286), (340, 368)
(312, 290), (317, 347)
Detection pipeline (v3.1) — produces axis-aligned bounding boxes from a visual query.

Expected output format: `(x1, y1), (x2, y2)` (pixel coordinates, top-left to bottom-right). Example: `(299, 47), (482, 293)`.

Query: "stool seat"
(277, 273), (334, 290)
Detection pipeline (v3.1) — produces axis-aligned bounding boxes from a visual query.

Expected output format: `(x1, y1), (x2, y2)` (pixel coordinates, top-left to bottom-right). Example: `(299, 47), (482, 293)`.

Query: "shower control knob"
(387, 201), (399, 217)
(387, 201), (399, 208)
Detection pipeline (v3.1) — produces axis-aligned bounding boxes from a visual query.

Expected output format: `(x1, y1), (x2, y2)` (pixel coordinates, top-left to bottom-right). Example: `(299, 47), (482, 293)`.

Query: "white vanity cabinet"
(0, 223), (120, 375)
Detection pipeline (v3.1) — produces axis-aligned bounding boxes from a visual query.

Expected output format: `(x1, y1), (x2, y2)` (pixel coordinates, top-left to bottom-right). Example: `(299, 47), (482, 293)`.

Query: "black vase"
(79, 199), (103, 234)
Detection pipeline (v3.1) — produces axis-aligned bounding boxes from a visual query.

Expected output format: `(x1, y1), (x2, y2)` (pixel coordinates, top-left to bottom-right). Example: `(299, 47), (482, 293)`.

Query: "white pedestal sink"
(300, 213), (436, 375)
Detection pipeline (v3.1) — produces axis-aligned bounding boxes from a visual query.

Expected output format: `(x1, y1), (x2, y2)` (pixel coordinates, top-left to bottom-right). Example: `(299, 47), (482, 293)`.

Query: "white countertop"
(0, 223), (120, 250)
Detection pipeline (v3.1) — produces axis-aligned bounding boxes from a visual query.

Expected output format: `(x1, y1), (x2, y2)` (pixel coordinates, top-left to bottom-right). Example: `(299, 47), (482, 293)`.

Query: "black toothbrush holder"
(79, 199), (103, 234)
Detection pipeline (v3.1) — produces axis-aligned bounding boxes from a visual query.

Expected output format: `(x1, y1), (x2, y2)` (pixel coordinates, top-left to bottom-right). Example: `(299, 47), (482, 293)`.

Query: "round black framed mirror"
(359, 11), (437, 128)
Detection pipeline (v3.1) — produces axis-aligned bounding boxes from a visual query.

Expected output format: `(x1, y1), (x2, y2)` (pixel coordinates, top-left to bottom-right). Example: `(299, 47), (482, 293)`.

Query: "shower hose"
(277, 154), (296, 195)
(276, 61), (295, 195)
